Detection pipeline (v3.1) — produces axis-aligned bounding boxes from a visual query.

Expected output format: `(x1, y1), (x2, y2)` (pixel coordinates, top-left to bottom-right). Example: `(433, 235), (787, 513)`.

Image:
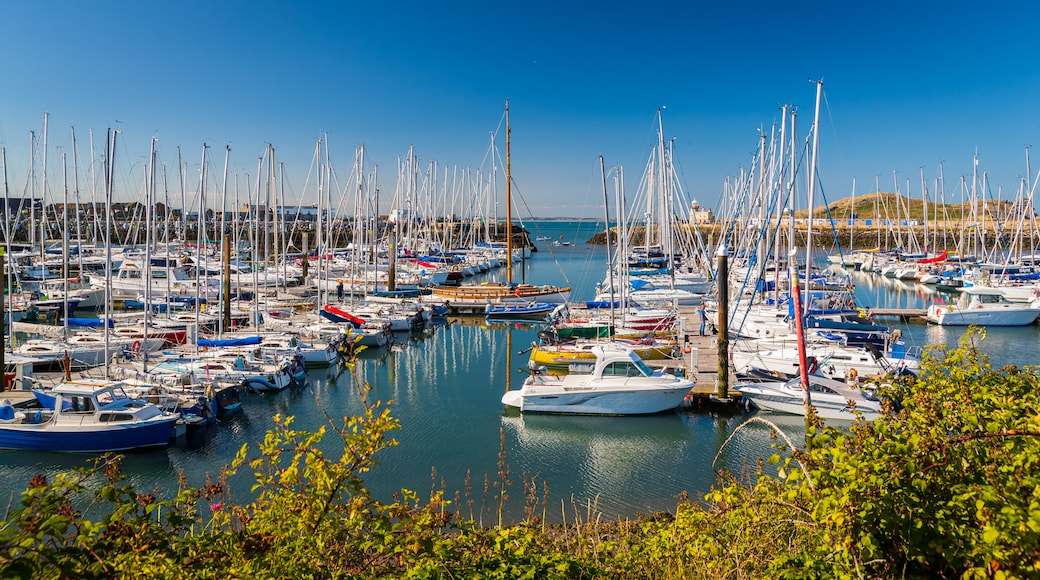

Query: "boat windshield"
(96, 387), (130, 406)
(632, 357), (653, 377)
(603, 355), (653, 377)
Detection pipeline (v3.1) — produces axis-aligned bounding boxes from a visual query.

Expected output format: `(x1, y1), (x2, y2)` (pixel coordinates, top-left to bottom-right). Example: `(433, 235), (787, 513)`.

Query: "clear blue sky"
(2, 1), (1038, 218)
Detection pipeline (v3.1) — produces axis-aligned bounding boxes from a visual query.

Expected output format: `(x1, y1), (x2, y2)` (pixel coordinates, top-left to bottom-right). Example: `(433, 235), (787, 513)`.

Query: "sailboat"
(431, 101), (570, 308)
(528, 157), (679, 372)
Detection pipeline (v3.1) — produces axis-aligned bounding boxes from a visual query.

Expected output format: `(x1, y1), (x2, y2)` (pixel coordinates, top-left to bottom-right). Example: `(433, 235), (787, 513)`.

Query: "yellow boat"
(528, 339), (678, 372)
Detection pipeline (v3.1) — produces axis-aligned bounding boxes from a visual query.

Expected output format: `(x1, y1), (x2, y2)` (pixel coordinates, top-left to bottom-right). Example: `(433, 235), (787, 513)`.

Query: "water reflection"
(4, 242), (1036, 524)
(501, 413), (691, 515)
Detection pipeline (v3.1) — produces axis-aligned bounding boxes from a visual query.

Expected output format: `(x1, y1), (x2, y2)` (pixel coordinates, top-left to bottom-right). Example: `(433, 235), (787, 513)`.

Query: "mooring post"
(716, 244), (729, 399)
(223, 234), (232, 331)
(301, 232), (309, 280)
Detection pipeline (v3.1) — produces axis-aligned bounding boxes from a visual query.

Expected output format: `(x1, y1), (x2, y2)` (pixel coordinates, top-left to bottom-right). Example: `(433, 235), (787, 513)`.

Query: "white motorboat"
(501, 344), (693, 415)
(730, 338), (920, 380)
(737, 374), (883, 422)
(924, 287), (1040, 326)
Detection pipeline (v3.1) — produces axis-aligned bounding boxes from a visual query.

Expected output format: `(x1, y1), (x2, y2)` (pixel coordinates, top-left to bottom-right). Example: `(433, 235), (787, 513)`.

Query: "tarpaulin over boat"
(916, 250), (947, 264)
(197, 336), (263, 347)
(67, 317), (114, 328)
(319, 304), (366, 328)
(1009, 271), (1040, 281)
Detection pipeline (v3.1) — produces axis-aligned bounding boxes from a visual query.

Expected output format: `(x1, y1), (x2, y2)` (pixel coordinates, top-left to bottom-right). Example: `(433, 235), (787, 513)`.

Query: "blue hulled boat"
(0, 381), (180, 452)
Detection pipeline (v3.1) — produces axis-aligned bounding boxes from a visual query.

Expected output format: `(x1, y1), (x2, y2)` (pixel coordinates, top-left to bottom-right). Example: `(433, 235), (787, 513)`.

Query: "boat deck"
(859, 308), (928, 322)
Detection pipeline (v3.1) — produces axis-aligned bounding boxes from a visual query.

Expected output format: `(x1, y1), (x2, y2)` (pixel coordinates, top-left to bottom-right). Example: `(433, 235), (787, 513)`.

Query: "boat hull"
(0, 417), (178, 452)
(925, 304), (1040, 326)
(502, 385), (690, 415)
(738, 384), (881, 422)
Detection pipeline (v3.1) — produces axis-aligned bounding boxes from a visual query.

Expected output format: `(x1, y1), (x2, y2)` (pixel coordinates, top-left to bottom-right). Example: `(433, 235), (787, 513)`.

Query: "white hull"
(738, 375), (881, 421)
(925, 304), (1040, 326)
(501, 344), (692, 415)
(731, 340), (919, 379)
(502, 385), (691, 415)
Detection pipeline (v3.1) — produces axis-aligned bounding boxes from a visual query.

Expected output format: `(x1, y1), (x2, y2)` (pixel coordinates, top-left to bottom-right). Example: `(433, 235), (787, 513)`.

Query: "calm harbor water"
(1, 221), (1036, 523)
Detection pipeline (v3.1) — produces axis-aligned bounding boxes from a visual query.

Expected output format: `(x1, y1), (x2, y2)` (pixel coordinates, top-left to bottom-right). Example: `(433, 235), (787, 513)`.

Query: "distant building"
(0, 197), (42, 215)
(388, 209), (421, 224)
(689, 205), (714, 224)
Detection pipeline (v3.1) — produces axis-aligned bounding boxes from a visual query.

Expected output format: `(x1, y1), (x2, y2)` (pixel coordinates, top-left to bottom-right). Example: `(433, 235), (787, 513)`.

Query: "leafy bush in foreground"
(1, 329), (1038, 578)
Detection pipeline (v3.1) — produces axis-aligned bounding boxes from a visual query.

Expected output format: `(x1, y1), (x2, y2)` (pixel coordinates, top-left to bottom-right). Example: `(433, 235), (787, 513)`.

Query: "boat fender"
(132, 340), (142, 353)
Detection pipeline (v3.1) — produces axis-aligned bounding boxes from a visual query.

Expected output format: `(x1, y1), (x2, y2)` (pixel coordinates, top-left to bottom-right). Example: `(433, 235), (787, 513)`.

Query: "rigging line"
(820, 88), (848, 186)
(815, 178), (850, 258)
(509, 177), (574, 287)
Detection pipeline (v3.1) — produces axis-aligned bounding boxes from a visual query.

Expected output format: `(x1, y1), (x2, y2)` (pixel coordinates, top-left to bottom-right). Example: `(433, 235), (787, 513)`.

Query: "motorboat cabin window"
(809, 383), (839, 395)
(603, 360), (650, 378)
(95, 388), (128, 406)
(631, 356), (654, 377)
(99, 413), (134, 423)
(63, 396), (95, 413)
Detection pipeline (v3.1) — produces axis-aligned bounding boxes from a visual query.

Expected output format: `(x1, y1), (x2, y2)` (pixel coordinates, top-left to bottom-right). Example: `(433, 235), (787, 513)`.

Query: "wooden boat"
(431, 282), (571, 306)
(528, 338), (677, 373)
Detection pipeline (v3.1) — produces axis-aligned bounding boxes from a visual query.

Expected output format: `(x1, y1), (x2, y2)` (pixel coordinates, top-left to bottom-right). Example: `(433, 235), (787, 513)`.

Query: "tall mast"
(773, 105), (788, 307)
(600, 156), (615, 341)
(218, 145), (230, 335)
(920, 167), (929, 252)
(804, 80), (823, 317)
(143, 137), (157, 371)
(505, 99), (513, 284)
(61, 153), (69, 345)
(103, 129), (118, 379)
(70, 127), (83, 273)
(40, 114), (49, 265)
(195, 144), (209, 351)
(29, 131), (36, 250)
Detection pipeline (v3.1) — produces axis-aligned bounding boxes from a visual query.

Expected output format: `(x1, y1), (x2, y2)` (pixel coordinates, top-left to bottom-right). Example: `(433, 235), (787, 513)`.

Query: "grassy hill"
(794, 192), (1028, 222)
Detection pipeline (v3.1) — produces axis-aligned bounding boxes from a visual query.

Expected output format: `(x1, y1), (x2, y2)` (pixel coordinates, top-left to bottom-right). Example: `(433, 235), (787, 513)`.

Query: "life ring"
(131, 340), (142, 353)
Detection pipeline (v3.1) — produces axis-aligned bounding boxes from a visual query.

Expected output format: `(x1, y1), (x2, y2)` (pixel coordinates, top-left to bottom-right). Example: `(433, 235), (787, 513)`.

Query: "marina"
(3, 104), (1040, 525)
(4, 217), (1039, 523)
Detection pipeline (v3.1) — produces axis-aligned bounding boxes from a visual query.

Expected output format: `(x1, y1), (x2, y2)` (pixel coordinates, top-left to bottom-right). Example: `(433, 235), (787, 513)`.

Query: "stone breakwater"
(584, 224), (1038, 251)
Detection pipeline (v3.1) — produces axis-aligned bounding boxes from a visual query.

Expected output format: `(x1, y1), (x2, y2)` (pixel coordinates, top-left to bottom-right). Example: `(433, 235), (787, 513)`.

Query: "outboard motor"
(537, 328), (558, 345)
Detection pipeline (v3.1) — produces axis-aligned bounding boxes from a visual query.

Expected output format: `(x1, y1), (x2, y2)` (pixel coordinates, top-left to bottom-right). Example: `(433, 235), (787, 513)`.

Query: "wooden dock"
(860, 308), (928, 322)
(650, 305), (744, 399)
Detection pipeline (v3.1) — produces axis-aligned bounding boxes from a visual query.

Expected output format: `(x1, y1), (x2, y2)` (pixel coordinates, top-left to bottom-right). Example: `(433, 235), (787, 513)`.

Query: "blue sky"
(2, 1), (1038, 218)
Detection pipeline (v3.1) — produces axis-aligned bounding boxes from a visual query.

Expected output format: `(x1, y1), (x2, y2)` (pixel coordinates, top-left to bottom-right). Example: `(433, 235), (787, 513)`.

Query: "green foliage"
(3, 328), (1039, 578)
(621, 328), (1040, 578)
